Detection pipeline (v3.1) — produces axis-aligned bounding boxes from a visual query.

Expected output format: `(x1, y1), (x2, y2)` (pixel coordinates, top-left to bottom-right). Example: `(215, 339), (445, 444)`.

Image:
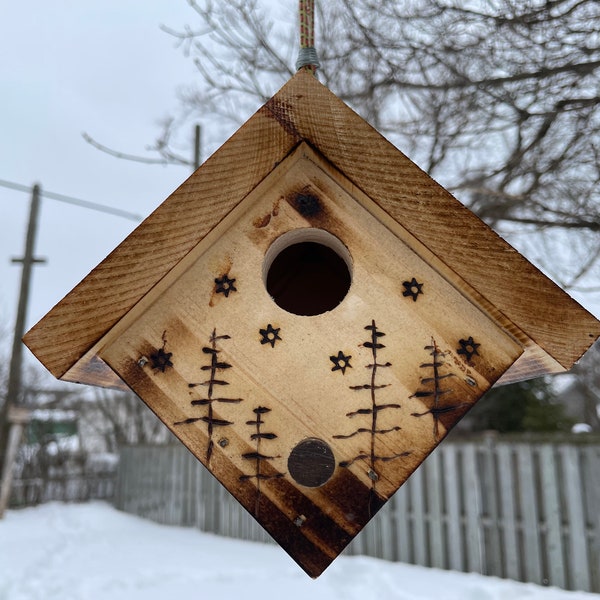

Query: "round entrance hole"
(263, 229), (352, 316)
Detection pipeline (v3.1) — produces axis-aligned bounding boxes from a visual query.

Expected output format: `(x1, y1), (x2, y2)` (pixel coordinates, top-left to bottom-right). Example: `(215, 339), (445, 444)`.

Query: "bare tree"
(148, 0), (599, 293)
(565, 340), (600, 430)
(80, 389), (173, 452)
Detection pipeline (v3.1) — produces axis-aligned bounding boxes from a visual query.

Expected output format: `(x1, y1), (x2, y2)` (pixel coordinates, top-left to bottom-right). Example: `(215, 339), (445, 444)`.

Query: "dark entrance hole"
(264, 230), (352, 316)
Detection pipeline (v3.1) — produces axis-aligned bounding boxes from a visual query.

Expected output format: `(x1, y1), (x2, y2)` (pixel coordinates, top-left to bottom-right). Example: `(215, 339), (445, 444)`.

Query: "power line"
(0, 178), (143, 222)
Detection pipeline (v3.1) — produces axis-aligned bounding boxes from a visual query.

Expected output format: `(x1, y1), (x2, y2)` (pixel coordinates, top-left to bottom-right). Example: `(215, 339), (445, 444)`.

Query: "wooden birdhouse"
(24, 70), (600, 577)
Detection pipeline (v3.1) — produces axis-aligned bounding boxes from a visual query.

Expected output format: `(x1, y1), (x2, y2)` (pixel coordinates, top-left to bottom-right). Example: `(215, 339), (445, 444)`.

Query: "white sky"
(0, 2), (221, 363)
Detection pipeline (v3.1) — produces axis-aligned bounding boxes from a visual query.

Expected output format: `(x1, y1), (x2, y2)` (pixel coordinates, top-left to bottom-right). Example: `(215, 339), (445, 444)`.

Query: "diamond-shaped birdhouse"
(24, 71), (600, 577)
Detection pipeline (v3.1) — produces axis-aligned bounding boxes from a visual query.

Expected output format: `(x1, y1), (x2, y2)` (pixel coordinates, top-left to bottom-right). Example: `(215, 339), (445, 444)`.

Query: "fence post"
(561, 445), (590, 591)
(538, 444), (566, 588)
(462, 443), (484, 573)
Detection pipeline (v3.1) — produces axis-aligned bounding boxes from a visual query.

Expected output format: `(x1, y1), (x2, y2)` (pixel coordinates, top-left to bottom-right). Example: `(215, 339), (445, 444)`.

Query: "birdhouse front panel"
(99, 143), (523, 576)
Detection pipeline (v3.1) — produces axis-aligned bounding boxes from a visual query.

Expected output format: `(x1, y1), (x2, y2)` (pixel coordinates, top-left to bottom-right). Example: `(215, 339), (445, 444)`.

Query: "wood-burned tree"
(410, 339), (466, 440)
(240, 406), (284, 517)
(175, 329), (242, 462)
(335, 321), (409, 496)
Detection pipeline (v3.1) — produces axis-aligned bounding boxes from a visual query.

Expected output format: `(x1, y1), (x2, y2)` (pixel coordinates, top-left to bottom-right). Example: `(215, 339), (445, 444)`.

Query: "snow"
(29, 410), (78, 423)
(42, 436), (81, 457)
(0, 502), (597, 600)
(572, 423), (594, 434)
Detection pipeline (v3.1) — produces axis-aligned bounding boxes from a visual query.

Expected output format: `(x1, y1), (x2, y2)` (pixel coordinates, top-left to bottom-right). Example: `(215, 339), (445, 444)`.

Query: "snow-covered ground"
(0, 502), (597, 600)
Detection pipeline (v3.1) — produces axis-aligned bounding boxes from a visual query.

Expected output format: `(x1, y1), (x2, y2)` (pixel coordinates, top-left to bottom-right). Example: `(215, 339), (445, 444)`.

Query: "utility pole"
(0, 183), (46, 517)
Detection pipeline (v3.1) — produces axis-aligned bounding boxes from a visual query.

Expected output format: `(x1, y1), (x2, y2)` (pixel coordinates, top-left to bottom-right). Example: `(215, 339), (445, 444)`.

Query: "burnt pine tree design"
(174, 329), (242, 462)
(410, 338), (465, 440)
(240, 406), (284, 517)
(335, 321), (409, 496)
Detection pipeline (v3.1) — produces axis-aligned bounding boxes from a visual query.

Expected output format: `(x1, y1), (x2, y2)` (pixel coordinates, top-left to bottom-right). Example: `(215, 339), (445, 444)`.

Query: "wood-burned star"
(149, 348), (173, 372)
(330, 351), (352, 374)
(402, 277), (424, 302)
(457, 336), (480, 361)
(259, 324), (281, 348)
(215, 274), (237, 297)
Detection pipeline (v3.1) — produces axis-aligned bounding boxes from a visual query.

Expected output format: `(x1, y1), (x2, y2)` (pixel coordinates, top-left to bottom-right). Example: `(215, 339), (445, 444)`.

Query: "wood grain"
(95, 148), (525, 575)
(23, 70), (599, 387)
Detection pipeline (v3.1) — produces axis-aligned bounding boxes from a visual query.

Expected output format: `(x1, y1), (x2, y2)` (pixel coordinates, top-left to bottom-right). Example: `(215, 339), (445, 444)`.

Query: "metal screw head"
(294, 514), (307, 527)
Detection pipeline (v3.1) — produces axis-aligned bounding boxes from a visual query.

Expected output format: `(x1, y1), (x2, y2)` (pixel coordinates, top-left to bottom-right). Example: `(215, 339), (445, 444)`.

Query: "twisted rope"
(296, 0), (320, 73)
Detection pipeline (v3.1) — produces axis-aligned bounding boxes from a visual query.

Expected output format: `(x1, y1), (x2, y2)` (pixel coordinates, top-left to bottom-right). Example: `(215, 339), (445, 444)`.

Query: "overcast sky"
(1, 2), (598, 384)
(0, 2), (222, 366)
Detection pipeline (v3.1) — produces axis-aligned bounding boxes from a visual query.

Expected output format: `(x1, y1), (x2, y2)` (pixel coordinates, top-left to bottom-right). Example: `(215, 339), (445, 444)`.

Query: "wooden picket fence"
(11, 472), (116, 507)
(114, 435), (600, 593)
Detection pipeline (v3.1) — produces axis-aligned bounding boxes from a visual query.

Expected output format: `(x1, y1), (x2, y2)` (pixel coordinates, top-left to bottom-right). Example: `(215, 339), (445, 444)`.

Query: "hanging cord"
(296, 0), (320, 73)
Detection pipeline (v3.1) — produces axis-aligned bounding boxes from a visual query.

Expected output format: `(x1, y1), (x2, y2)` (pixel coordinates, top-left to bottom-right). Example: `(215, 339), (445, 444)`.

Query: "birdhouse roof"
(23, 70), (599, 388)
